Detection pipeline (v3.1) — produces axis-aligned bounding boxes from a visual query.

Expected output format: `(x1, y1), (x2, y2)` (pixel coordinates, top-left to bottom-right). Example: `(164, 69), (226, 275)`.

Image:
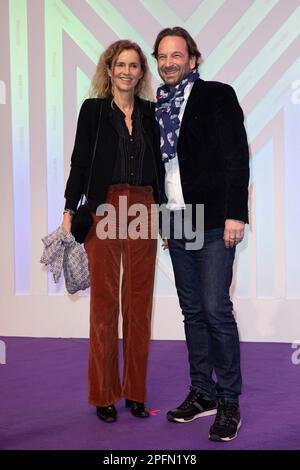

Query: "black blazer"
(175, 78), (250, 230)
(64, 97), (163, 212)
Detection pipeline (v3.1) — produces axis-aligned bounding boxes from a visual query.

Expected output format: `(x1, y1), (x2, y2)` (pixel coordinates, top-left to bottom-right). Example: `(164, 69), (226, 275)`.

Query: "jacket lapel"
(94, 98), (118, 170)
(179, 78), (204, 137)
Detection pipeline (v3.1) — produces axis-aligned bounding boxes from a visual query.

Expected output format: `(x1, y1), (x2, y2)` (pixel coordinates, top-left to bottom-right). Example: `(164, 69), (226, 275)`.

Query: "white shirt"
(164, 81), (194, 210)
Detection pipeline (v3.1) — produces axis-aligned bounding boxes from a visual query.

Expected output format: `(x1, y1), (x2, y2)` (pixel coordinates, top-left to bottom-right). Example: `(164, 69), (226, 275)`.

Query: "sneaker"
(167, 387), (217, 423)
(209, 399), (241, 441)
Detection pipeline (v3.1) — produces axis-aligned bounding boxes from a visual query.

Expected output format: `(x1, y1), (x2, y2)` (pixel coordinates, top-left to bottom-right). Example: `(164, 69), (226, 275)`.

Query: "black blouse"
(111, 99), (157, 186)
(64, 97), (164, 212)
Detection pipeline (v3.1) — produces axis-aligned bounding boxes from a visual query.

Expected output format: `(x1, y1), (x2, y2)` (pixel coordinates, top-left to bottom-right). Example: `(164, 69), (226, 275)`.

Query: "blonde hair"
(89, 40), (153, 100)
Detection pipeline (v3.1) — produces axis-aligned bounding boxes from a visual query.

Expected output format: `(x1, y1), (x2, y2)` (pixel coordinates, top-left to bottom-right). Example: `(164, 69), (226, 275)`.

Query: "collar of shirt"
(178, 81), (195, 125)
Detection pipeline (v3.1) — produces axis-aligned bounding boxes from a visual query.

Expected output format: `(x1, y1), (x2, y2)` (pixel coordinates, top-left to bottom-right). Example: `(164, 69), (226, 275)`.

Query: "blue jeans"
(168, 216), (242, 403)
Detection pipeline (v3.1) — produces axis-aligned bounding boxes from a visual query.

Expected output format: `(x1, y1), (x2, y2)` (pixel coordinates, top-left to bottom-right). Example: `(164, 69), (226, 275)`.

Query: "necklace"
(113, 98), (133, 116)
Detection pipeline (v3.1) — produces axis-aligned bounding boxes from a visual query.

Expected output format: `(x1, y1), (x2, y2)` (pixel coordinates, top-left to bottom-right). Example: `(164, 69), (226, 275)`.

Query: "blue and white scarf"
(155, 69), (199, 163)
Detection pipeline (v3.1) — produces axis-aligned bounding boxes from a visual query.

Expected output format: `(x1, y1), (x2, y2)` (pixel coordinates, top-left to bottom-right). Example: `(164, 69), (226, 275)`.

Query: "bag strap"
(84, 100), (103, 202)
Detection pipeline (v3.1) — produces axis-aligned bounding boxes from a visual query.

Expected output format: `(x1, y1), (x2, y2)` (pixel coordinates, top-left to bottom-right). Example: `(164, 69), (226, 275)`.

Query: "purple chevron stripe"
(195, 0), (253, 58)
(110, 0), (164, 45)
(242, 35), (300, 115)
(165, 0), (205, 21)
(213, 0), (299, 84)
(63, 0), (119, 44)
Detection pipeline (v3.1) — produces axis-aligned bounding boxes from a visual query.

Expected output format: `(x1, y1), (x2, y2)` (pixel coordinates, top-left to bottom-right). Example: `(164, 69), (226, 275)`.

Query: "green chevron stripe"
(246, 59), (300, 141)
(185, 0), (226, 36)
(86, 0), (160, 78)
(202, 0), (278, 79)
(233, 5), (300, 99)
(140, 0), (182, 27)
(51, 0), (104, 63)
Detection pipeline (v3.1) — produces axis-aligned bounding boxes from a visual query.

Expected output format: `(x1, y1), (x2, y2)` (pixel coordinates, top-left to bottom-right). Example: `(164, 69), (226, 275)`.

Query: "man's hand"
(223, 219), (245, 249)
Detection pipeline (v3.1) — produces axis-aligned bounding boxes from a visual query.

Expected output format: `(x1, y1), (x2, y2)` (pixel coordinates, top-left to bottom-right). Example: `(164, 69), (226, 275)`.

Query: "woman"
(62, 40), (163, 422)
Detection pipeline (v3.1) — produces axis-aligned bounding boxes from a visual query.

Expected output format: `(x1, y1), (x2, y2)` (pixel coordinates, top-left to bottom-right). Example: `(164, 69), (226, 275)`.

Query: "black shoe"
(209, 399), (241, 441)
(96, 404), (117, 422)
(167, 387), (217, 423)
(125, 399), (150, 418)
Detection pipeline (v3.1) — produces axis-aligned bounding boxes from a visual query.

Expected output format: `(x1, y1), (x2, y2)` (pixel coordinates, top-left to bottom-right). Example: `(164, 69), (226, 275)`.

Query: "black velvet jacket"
(175, 79), (250, 229)
(64, 97), (163, 212)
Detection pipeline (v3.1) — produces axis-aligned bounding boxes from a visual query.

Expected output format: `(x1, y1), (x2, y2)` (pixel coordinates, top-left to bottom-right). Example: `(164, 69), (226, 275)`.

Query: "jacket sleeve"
(213, 84), (250, 223)
(64, 99), (92, 211)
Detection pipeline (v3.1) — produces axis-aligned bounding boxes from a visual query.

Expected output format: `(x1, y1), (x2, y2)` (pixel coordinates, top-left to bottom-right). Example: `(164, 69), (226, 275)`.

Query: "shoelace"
(214, 402), (237, 428)
(180, 388), (202, 409)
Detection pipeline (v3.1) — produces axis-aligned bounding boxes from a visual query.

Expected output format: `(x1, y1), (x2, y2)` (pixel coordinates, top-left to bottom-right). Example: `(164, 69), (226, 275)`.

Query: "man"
(153, 27), (249, 442)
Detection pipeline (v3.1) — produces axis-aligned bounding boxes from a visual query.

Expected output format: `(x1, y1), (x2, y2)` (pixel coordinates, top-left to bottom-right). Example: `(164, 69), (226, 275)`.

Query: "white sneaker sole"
(168, 408), (217, 423)
(209, 419), (242, 441)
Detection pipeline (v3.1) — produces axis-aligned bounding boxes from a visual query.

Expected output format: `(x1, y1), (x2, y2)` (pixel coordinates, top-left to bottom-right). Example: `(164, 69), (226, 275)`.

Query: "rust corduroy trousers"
(84, 184), (157, 407)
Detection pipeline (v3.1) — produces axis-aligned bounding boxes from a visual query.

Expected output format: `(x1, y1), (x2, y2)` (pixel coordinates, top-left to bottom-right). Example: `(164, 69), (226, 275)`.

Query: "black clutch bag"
(71, 203), (94, 244)
(71, 102), (102, 244)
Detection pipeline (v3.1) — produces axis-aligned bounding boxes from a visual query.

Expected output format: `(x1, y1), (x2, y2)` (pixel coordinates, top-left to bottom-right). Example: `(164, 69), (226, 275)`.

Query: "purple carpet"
(0, 337), (299, 450)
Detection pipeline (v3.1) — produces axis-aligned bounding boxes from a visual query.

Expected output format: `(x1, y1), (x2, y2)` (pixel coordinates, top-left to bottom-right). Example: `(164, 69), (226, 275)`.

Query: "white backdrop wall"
(1, 0), (300, 342)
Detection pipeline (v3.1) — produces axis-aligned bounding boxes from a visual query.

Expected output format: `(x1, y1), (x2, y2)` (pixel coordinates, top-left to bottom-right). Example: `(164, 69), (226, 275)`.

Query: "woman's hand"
(62, 212), (73, 234)
(159, 230), (169, 250)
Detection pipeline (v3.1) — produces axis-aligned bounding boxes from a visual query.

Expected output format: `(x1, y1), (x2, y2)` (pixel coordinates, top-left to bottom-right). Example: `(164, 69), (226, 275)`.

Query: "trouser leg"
(121, 201), (157, 402)
(85, 216), (122, 407)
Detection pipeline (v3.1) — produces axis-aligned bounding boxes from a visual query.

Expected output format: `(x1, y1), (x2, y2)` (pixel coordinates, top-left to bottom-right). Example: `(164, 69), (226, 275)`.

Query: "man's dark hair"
(152, 26), (201, 66)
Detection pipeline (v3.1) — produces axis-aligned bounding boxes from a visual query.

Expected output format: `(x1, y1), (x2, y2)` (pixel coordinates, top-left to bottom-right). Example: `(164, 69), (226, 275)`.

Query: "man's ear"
(189, 55), (196, 69)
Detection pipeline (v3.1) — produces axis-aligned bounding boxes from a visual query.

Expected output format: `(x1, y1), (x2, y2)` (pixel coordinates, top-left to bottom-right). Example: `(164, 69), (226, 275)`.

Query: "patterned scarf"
(155, 69), (199, 163)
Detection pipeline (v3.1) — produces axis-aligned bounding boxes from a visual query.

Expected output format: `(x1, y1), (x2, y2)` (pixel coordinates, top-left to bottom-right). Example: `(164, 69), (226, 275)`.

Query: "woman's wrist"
(63, 209), (75, 216)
